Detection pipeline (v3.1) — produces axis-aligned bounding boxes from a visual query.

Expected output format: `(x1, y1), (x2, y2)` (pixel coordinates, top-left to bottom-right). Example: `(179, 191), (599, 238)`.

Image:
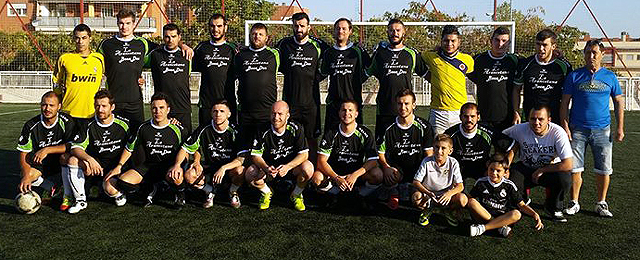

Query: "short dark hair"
(486, 153), (510, 169)
(163, 23), (181, 35)
(536, 29), (557, 44)
(584, 39), (605, 52)
(41, 91), (61, 103)
(341, 99), (359, 110)
(529, 104), (551, 118)
(396, 88), (416, 103)
(94, 90), (114, 105)
(116, 8), (136, 21)
(150, 92), (170, 107)
(208, 13), (227, 25)
(211, 99), (230, 109)
(491, 26), (510, 39)
(292, 12), (310, 23)
(460, 102), (479, 114)
(73, 24), (92, 37)
(251, 23), (268, 34)
(388, 18), (405, 28)
(442, 25), (460, 39)
(334, 18), (352, 31)
(434, 133), (453, 147)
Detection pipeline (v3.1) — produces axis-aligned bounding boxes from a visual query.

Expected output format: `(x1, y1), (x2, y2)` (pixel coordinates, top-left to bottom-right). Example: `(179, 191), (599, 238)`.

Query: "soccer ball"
(15, 191), (42, 214)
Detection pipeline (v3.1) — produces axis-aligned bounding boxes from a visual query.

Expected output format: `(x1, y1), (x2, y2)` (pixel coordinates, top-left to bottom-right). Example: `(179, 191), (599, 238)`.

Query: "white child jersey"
(414, 156), (463, 193)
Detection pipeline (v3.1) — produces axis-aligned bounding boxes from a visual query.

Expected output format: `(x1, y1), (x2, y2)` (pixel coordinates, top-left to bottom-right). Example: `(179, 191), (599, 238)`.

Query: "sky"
(281, 0), (639, 38)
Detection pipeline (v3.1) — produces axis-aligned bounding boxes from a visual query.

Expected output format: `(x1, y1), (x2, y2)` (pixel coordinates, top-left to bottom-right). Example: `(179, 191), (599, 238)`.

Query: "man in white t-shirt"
(502, 105), (573, 222)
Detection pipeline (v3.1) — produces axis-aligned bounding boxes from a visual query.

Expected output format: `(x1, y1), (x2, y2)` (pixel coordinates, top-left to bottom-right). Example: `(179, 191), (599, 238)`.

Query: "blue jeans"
(570, 125), (613, 175)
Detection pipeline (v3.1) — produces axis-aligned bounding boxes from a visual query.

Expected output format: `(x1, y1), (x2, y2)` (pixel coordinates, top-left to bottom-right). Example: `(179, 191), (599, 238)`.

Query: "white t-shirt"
(502, 122), (573, 169)
(414, 156), (463, 193)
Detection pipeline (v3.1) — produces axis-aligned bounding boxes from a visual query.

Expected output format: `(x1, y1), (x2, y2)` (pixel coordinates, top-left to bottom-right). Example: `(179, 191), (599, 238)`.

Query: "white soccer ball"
(15, 191), (42, 214)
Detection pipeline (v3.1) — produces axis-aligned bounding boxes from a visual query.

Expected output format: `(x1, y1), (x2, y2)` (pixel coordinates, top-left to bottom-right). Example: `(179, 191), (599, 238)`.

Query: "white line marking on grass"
(0, 109), (39, 116)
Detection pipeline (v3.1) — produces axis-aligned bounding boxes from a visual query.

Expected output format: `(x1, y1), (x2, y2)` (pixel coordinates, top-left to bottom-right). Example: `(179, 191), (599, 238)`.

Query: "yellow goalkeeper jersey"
(423, 51), (474, 111)
(53, 52), (105, 118)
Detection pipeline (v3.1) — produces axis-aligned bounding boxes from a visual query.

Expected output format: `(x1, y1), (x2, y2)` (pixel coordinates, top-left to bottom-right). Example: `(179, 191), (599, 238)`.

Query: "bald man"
(245, 101), (314, 211)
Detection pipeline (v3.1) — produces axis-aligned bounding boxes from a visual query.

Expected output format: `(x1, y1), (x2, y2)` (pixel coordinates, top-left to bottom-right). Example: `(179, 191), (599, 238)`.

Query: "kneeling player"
(412, 134), (467, 226)
(312, 100), (382, 207)
(468, 153), (543, 237)
(245, 101), (314, 211)
(64, 90), (130, 213)
(103, 93), (187, 208)
(170, 99), (246, 208)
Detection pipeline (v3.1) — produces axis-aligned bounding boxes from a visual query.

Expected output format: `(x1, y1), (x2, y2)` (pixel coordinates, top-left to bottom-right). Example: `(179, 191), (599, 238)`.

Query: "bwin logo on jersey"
(71, 74), (98, 82)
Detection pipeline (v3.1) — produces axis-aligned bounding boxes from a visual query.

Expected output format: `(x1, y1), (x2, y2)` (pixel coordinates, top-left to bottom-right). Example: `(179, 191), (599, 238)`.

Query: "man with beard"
(193, 14), (238, 125)
(367, 19), (428, 142)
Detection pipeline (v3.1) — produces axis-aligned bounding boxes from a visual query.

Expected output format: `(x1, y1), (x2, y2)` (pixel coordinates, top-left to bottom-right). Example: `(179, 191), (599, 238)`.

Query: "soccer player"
(378, 89), (434, 210)
(503, 105), (573, 222)
(468, 153), (543, 237)
(103, 93), (188, 208)
(65, 90), (130, 213)
(560, 39), (625, 217)
(513, 29), (571, 125)
(444, 103), (514, 182)
(422, 25), (475, 134)
(245, 101), (314, 211)
(468, 26), (518, 132)
(277, 12), (329, 156)
(17, 92), (75, 203)
(312, 100), (382, 207)
(320, 18), (371, 130)
(234, 23), (280, 152)
(146, 23), (193, 133)
(367, 19), (428, 142)
(193, 14), (238, 126)
(412, 134), (467, 227)
(170, 99), (247, 208)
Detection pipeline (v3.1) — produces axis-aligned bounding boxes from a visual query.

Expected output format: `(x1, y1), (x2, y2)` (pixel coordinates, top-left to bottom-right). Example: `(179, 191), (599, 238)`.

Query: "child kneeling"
(467, 153), (543, 237)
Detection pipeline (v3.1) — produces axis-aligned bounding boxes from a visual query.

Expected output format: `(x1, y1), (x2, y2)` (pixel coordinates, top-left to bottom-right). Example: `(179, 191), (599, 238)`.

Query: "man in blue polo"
(560, 39), (625, 218)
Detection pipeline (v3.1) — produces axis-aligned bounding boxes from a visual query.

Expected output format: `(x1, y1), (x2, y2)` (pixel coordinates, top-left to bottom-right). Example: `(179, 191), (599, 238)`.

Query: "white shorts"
(429, 109), (460, 135)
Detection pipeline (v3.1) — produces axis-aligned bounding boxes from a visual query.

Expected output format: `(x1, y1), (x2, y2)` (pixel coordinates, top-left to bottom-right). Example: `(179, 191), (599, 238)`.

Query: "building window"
(626, 54), (634, 61)
(8, 3), (27, 17)
(636, 55), (640, 61)
(102, 6), (114, 17)
(603, 53), (613, 64)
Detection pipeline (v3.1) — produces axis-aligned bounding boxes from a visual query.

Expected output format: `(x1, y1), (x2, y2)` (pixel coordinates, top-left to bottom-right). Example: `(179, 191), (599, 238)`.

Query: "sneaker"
(325, 194), (338, 209)
(174, 191), (186, 209)
(291, 193), (306, 211)
(68, 200), (87, 214)
(564, 201), (580, 215)
(595, 202), (613, 218)
(259, 191), (272, 210)
(144, 184), (158, 208)
(387, 194), (399, 210)
(203, 192), (215, 209)
(143, 198), (153, 208)
(498, 226), (512, 238)
(545, 208), (568, 223)
(230, 192), (241, 209)
(523, 197), (531, 206)
(41, 185), (58, 205)
(470, 224), (485, 237)
(114, 194), (127, 207)
(60, 196), (73, 211)
(418, 208), (433, 226)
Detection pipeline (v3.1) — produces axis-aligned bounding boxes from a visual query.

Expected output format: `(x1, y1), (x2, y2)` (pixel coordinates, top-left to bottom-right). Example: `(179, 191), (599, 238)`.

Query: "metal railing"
(32, 17), (157, 33)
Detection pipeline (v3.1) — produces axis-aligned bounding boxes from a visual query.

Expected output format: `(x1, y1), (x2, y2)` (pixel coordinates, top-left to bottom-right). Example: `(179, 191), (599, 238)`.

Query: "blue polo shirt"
(563, 67), (622, 129)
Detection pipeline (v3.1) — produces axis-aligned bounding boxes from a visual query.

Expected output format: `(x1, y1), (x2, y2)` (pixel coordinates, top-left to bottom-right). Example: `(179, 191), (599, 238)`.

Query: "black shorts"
(461, 166), (487, 181)
(26, 153), (61, 177)
(375, 114), (396, 144)
(115, 101), (145, 130)
(290, 105), (319, 139)
(481, 119), (512, 133)
(73, 117), (92, 139)
(323, 102), (363, 134)
(237, 121), (269, 153)
(133, 162), (172, 181)
(169, 111), (192, 134)
(389, 162), (419, 184)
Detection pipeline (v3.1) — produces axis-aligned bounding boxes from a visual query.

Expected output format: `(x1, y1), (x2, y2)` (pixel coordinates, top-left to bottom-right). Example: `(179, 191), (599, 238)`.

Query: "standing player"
(560, 39), (625, 217)
(312, 100), (382, 206)
(245, 101), (314, 211)
(320, 18), (371, 130)
(513, 29), (571, 125)
(422, 25), (475, 134)
(367, 19), (428, 142)
(146, 23), (193, 133)
(65, 90), (130, 213)
(104, 93), (187, 208)
(170, 99), (247, 208)
(277, 12), (329, 156)
(193, 14), (238, 125)
(234, 23), (280, 151)
(468, 26), (518, 131)
(378, 89), (434, 210)
(17, 92), (75, 203)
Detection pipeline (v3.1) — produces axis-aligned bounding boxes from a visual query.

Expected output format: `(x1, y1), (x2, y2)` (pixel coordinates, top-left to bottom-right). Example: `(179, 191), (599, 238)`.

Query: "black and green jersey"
(234, 46), (280, 122)
(126, 120), (186, 164)
(98, 36), (157, 104)
(367, 42), (428, 116)
(71, 115), (130, 163)
(515, 55), (572, 120)
(320, 43), (371, 106)
(468, 51), (519, 123)
(193, 40), (238, 110)
(146, 46), (192, 112)
(378, 116), (433, 172)
(17, 113), (75, 153)
(182, 123), (244, 167)
(277, 36), (328, 107)
(251, 121), (308, 166)
(319, 124), (377, 175)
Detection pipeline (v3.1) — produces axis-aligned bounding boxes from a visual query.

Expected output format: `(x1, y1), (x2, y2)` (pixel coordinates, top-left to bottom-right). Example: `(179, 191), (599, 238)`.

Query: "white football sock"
(32, 176), (54, 191)
(292, 185), (304, 196)
(258, 185), (271, 194)
(359, 182), (381, 197)
(68, 165), (86, 201)
(202, 184), (214, 194)
(61, 166), (73, 197)
(229, 184), (240, 193)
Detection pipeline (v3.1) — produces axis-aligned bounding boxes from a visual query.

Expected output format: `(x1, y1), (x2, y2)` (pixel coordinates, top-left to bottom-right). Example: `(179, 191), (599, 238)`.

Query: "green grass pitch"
(0, 104), (639, 259)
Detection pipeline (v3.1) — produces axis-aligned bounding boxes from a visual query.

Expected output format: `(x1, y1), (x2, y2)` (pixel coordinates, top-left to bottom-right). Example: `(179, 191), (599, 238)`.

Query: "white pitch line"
(0, 108), (39, 116)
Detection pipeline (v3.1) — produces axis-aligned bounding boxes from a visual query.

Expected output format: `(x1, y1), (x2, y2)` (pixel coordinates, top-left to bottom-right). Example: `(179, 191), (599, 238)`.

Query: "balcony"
(31, 17), (157, 33)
